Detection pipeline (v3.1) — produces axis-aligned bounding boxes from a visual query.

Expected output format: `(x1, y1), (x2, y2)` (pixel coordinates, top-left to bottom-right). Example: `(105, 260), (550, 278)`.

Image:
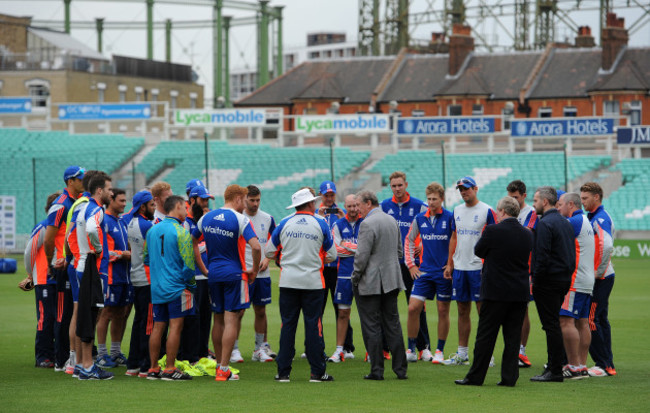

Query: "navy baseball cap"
(186, 179), (205, 193)
(190, 186), (214, 199)
(63, 166), (85, 182)
(319, 181), (337, 194)
(456, 176), (477, 189)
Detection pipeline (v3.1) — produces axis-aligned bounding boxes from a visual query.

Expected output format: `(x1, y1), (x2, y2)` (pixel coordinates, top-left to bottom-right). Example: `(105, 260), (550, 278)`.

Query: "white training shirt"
(452, 201), (497, 271)
(244, 209), (276, 279)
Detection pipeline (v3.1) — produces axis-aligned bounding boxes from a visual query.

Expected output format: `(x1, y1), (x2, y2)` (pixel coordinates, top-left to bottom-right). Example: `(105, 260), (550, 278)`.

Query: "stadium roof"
(377, 54), (448, 103)
(28, 27), (108, 61)
(589, 48), (650, 92)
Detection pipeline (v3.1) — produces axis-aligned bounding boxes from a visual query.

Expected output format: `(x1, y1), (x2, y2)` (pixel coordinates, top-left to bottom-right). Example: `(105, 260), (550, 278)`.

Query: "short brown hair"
(425, 182), (445, 198)
(389, 171), (407, 182)
(580, 182), (603, 201)
(151, 181), (172, 199)
(224, 184), (248, 202)
(45, 191), (61, 213)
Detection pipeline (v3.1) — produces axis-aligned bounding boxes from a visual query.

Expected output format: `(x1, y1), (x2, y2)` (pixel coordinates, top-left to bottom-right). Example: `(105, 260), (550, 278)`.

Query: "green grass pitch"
(1, 256), (649, 412)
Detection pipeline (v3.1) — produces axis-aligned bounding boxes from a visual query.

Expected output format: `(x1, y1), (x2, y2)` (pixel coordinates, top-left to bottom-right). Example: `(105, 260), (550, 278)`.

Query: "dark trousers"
(126, 285), (153, 372)
(589, 276), (615, 369)
(533, 280), (571, 375)
(401, 263), (430, 351)
(179, 279), (211, 362)
(466, 300), (527, 385)
(35, 284), (57, 363)
(53, 267), (73, 367)
(277, 288), (326, 377)
(322, 267), (354, 352)
(355, 288), (407, 378)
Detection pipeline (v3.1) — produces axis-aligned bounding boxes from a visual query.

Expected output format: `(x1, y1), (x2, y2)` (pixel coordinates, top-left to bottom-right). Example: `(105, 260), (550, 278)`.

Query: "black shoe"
(35, 359), (54, 368)
(497, 381), (515, 387)
(397, 374), (408, 380)
(364, 374), (384, 381)
(160, 368), (192, 381)
(274, 374), (290, 383)
(310, 373), (334, 382)
(455, 378), (481, 386)
(530, 371), (563, 382)
(562, 367), (585, 380)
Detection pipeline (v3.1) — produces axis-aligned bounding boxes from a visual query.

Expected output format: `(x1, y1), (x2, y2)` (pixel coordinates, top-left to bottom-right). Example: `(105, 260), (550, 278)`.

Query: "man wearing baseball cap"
(443, 176), (497, 366)
(266, 188), (337, 382)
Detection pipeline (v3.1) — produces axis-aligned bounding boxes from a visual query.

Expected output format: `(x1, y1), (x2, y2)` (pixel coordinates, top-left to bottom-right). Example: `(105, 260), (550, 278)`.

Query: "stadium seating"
(0, 128), (144, 234)
(605, 158), (650, 230)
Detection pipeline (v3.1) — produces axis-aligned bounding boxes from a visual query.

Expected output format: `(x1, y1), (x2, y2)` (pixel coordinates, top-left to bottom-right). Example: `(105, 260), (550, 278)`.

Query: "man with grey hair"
(557, 192), (595, 379)
(353, 190), (408, 380)
(455, 196), (533, 387)
(530, 187), (576, 383)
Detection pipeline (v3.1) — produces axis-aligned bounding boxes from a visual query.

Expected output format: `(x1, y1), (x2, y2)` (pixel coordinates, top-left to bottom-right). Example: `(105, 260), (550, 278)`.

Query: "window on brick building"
(448, 105), (462, 116)
(25, 79), (50, 108)
(629, 101), (641, 126)
(472, 104), (483, 115)
(563, 106), (577, 117)
(603, 100), (619, 125)
(538, 107), (552, 118)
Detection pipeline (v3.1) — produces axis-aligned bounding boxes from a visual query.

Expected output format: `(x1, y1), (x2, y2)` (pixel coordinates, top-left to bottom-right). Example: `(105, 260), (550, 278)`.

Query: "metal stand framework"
(26, 0), (284, 108)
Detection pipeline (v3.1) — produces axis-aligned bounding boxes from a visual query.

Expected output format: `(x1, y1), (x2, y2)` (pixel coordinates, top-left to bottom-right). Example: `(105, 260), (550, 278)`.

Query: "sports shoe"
(301, 352), (307, 359)
(406, 349), (418, 362)
(35, 359), (54, 368)
(275, 374), (290, 382)
(112, 352), (127, 366)
(230, 349), (244, 363)
(420, 348), (434, 362)
(580, 367), (589, 377)
(138, 371), (148, 378)
(383, 351), (391, 360)
(252, 348), (274, 363)
(147, 368), (162, 380)
(65, 359), (75, 375)
(262, 343), (277, 358)
(605, 367), (617, 376)
(125, 368), (140, 377)
(96, 354), (117, 368)
(310, 373), (334, 382)
(364, 352), (369, 363)
(328, 350), (345, 363)
(489, 356), (496, 367)
(72, 365), (81, 378)
(442, 353), (470, 366)
(588, 366), (609, 377)
(518, 353), (532, 368)
(432, 350), (444, 364)
(215, 367), (239, 381)
(78, 365), (114, 380)
(343, 351), (355, 360)
(161, 368), (193, 381)
(563, 366), (584, 380)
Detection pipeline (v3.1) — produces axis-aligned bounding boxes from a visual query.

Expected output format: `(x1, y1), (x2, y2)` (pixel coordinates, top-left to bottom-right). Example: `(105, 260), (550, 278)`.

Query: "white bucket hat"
(286, 188), (321, 210)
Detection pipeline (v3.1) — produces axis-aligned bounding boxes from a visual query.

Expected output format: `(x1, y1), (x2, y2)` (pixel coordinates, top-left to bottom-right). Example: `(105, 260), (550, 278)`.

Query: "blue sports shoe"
(112, 353), (127, 366)
(96, 354), (117, 368)
(78, 365), (114, 380)
(72, 365), (82, 378)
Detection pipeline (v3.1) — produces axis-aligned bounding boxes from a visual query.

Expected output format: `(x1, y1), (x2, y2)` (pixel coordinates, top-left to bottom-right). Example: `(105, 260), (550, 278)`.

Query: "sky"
(2, 0), (648, 102)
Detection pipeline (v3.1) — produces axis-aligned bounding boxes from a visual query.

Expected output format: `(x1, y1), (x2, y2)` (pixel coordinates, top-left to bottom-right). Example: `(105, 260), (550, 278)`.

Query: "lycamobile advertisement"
(175, 109), (266, 127)
(295, 114), (390, 133)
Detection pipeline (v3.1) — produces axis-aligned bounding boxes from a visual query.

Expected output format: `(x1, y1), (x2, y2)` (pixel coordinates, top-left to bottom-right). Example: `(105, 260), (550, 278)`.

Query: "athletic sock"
(520, 345), (526, 355)
(458, 346), (469, 359)
(69, 350), (76, 365)
(110, 341), (122, 357)
(437, 339), (446, 352)
(233, 340), (239, 350)
(220, 365), (229, 372)
(336, 345), (344, 354)
(98, 343), (108, 357)
(407, 338), (417, 352)
(255, 333), (264, 351)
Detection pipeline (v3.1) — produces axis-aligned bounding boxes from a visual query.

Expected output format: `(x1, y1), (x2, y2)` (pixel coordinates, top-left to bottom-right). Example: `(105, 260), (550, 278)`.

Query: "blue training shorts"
(452, 269), (482, 302)
(104, 284), (131, 307)
(68, 265), (80, 302)
(153, 289), (195, 322)
(209, 280), (250, 313)
(560, 291), (591, 319)
(334, 277), (354, 307)
(411, 273), (452, 302)
(249, 277), (272, 306)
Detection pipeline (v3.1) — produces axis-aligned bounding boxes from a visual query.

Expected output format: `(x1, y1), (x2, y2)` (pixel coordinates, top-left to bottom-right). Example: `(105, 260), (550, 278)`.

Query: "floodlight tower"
(384, 0), (409, 55)
(358, 0), (380, 56)
(534, 0), (557, 49)
(514, 0), (530, 50)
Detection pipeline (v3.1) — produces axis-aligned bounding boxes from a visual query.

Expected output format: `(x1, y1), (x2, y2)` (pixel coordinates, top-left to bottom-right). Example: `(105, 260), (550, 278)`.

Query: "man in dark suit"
(352, 190), (407, 381)
(530, 186), (576, 383)
(455, 196), (533, 387)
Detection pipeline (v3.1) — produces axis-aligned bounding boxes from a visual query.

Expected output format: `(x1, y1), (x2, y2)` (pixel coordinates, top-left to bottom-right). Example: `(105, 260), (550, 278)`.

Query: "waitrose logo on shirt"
(295, 114), (390, 133)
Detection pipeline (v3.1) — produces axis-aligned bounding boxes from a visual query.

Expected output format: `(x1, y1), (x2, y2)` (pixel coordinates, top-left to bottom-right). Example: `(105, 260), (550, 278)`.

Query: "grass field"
(1, 256), (649, 412)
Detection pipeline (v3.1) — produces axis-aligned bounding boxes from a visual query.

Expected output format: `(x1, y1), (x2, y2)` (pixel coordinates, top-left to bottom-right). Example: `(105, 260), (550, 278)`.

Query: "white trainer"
(432, 350), (444, 364)
(252, 348), (274, 363)
(230, 349), (244, 363)
(343, 351), (355, 360)
(261, 343), (277, 358)
(588, 366), (609, 377)
(328, 350), (344, 363)
(442, 353), (470, 366)
(420, 348), (434, 362)
(406, 349), (418, 362)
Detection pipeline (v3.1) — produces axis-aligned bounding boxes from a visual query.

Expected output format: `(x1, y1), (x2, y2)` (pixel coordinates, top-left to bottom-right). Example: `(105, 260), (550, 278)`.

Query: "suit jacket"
(474, 217), (533, 302)
(532, 208), (576, 284)
(352, 207), (405, 295)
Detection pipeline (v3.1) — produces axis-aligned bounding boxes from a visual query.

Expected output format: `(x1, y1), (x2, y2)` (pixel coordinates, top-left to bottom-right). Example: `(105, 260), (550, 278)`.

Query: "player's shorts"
(411, 273), (452, 302)
(249, 277), (272, 306)
(452, 269), (482, 302)
(127, 284), (135, 305)
(153, 289), (195, 322)
(209, 280), (250, 313)
(68, 265), (80, 302)
(333, 277), (353, 308)
(104, 284), (130, 307)
(560, 291), (591, 319)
